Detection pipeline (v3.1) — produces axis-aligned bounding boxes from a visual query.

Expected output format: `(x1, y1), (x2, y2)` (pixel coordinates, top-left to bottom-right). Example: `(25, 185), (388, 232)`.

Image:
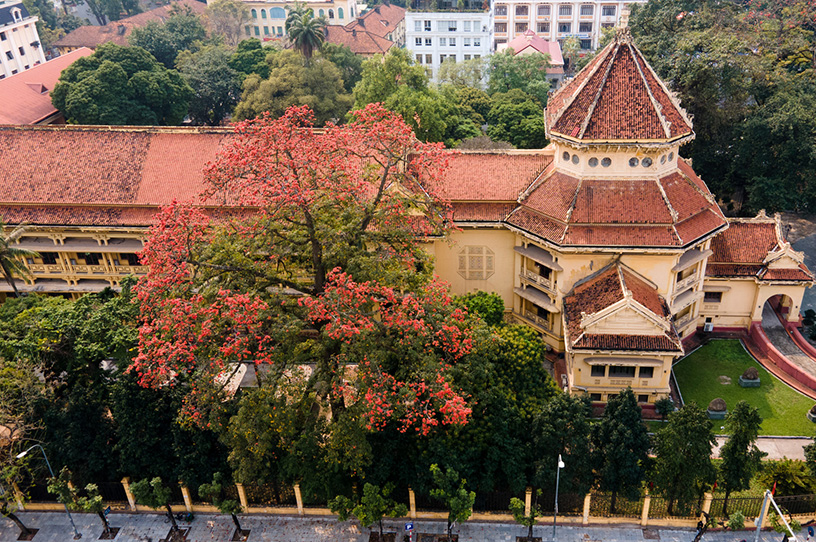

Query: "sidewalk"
(1, 511), (807, 542)
(713, 435), (810, 461)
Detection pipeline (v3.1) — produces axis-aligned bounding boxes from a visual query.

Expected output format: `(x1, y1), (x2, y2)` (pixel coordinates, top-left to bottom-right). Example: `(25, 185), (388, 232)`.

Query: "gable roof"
(347, 3), (405, 39)
(325, 24), (394, 55)
(53, 0), (205, 49)
(545, 29), (693, 145)
(562, 263), (682, 353)
(501, 29), (564, 69)
(0, 48), (93, 124)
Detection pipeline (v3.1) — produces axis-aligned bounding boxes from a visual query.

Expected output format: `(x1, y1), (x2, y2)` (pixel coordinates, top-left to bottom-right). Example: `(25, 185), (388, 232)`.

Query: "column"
(294, 484), (304, 516)
(640, 492), (651, 527)
(180, 485), (193, 512)
(524, 487), (532, 517)
(582, 493), (591, 525)
(408, 488), (417, 519)
(121, 477), (137, 511)
(236, 483), (249, 510)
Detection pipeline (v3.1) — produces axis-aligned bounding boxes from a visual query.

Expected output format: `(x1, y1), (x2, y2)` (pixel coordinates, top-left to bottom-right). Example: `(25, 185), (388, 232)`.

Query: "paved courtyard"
(0, 512), (806, 542)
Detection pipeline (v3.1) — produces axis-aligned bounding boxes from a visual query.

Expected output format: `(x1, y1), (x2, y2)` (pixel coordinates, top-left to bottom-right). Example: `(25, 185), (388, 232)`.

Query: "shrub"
(727, 511), (745, 530)
(457, 291), (505, 326)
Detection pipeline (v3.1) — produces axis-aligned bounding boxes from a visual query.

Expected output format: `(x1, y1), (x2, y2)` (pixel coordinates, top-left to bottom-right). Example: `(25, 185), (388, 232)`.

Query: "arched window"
(338, 7), (344, 18)
(270, 7), (285, 18)
(261, 9), (266, 18)
(328, 9), (334, 18)
(250, 8), (257, 18)
(318, 9), (324, 16)
(11, 8), (22, 21)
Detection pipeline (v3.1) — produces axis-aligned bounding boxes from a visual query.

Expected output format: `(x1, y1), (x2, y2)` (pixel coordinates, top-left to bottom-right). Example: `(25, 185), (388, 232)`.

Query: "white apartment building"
(405, 10), (493, 80)
(493, 0), (644, 50)
(0, 0), (45, 79)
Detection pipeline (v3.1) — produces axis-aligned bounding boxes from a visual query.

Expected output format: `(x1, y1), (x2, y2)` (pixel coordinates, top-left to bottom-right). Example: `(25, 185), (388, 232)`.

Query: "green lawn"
(673, 339), (815, 436)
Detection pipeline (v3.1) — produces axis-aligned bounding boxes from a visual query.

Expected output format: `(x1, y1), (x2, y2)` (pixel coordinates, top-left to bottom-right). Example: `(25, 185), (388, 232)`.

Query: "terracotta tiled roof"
(545, 30), (693, 144)
(53, 0), (206, 49)
(451, 202), (516, 223)
(0, 48), (93, 124)
(760, 265), (814, 282)
(325, 25), (394, 55)
(500, 29), (564, 68)
(563, 264), (682, 353)
(504, 167), (726, 248)
(706, 264), (764, 278)
(434, 152), (552, 202)
(347, 3), (405, 39)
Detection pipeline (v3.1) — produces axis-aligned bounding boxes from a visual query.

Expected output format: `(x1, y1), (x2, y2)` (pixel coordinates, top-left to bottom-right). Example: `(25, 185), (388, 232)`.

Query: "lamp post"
(16, 444), (82, 539)
(552, 454), (565, 542)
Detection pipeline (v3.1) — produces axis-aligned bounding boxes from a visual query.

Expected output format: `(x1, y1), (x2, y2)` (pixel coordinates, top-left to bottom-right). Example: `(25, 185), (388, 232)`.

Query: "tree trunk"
(97, 510), (111, 534)
(722, 488), (730, 518)
(231, 513), (242, 532)
(610, 490), (617, 515)
(6, 511), (31, 537)
(447, 519), (452, 541)
(379, 519), (384, 542)
(527, 520), (533, 539)
(165, 504), (178, 531)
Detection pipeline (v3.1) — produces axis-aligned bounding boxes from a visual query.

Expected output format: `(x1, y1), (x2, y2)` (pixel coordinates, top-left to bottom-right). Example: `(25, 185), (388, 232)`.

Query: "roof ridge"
(627, 43), (672, 138)
(632, 44), (695, 133)
(517, 161), (555, 202)
(559, 176), (583, 243)
(577, 43), (619, 140)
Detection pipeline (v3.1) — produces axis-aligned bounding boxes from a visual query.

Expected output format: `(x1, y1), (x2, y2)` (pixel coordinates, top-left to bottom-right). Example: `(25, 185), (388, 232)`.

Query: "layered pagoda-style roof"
(563, 263), (683, 353)
(545, 29), (693, 145)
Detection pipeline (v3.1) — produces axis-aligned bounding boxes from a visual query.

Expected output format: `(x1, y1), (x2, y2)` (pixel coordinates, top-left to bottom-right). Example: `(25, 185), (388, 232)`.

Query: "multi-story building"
(405, 9), (492, 79)
(0, 0), (45, 80)
(492, 0), (644, 50)
(242, 0), (359, 39)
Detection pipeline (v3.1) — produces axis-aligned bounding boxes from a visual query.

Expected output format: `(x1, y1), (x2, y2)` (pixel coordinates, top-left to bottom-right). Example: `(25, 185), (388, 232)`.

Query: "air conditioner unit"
(703, 323), (714, 332)
(560, 374), (568, 388)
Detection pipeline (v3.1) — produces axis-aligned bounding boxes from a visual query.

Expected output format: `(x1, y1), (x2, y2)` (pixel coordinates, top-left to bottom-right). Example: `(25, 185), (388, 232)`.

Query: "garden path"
(761, 305), (816, 380)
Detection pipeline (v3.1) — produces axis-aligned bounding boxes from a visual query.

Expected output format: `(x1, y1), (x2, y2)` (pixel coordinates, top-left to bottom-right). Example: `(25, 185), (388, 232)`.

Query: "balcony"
(522, 309), (551, 331)
(72, 264), (109, 274)
(674, 313), (696, 331)
(113, 264), (149, 275)
(29, 263), (63, 274)
(671, 289), (703, 314)
(674, 272), (698, 294)
(520, 268), (554, 292)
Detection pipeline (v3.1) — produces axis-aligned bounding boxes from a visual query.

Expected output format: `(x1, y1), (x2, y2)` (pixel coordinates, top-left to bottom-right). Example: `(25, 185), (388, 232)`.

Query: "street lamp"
(552, 454), (565, 542)
(16, 444), (82, 539)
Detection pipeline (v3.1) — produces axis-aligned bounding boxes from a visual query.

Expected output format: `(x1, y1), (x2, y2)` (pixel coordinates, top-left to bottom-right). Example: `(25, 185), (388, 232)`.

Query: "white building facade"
(241, 0), (359, 39)
(0, 0), (45, 79)
(492, 0), (644, 50)
(405, 10), (493, 79)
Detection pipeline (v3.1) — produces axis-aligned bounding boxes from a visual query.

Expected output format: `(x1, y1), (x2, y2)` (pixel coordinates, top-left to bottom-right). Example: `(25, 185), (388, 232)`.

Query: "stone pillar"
(701, 492), (713, 517)
(180, 485), (193, 512)
(524, 487), (532, 517)
(582, 493), (591, 525)
(408, 488), (417, 519)
(641, 492), (651, 527)
(12, 482), (25, 511)
(760, 494), (771, 529)
(121, 477), (137, 511)
(294, 484), (304, 516)
(236, 483), (249, 511)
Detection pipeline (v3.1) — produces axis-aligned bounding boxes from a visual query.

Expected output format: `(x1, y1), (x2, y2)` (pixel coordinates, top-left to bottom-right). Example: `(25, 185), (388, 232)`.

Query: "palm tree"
(0, 220), (38, 298)
(286, 6), (326, 63)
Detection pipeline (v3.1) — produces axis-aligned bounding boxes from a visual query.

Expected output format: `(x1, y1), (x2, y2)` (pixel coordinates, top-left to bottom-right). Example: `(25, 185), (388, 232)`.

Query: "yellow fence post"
(236, 483), (248, 511)
(641, 492), (651, 527)
(525, 487), (532, 517)
(121, 477), (137, 511)
(408, 488), (417, 519)
(294, 484), (304, 516)
(11, 482), (24, 511)
(582, 493), (591, 525)
(180, 484), (193, 513)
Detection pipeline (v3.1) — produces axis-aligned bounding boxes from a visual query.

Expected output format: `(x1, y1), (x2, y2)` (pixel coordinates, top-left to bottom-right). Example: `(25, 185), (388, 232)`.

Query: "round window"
(642, 157), (653, 167)
(668, 152), (675, 161)
(601, 157), (612, 167)
(589, 157), (599, 167)
(660, 155), (666, 164)
(563, 151), (570, 161)
(629, 157), (639, 167)
(572, 154), (580, 164)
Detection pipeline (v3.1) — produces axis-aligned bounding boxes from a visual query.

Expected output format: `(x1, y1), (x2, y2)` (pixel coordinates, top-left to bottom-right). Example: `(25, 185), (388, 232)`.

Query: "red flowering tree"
(131, 104), (472, 438)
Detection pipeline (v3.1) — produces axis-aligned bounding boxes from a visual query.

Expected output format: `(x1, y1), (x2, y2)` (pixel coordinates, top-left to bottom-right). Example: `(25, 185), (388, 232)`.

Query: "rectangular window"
(424, 20), (431, 31)
(41, 252), (58, 265)
(18, 46), (24, 56)
(440, 54), (447, 63)
(515, 22), (528, 32)
(558, 5), (572, 16)
(464, 54), (471, 59)
(416, 54), (423, 63)
(440, 37), (447, 46)
(602, 5), (616, 16)
(579, 22), (592, 33)
(464, 37), (471, 46)
(473, 37), (480, 46)
(580, 39), (591, 48)
(124, 253), (140, 266)
(449, 54), (456, 62)
(537, 22), (550, 32)
(704, 291), (723, 303)
(580, 4), (593, 16)
(590, 393), (602, 401)
(425, 54), (432, 63)
(414, 20), (422, 32)
(495, 5), (507, 15)
(495, 22), (507, 33)
(558, 22), (571, 33)
(438, 21), (447, 31)
(537, 5), (550, 16)
(425, 37), (432, 46)
(264, 26), (269, 35)
(638, 394), (650, 404)
(449, 37), (455, 46)
(448, 21), (457, 31)
(83, 253), (102, 266)
(253, 26), (260, 36)
(23, 64), (28, 69)
(609, 365), (636, 378)
(601, 22), (614, 28)
(474, 54), (480, 58)
(591, 365), (606, 377)
(415, 37), (422, 46)
(639, 367), (655, 379)
(5, 51), (12, 60)
(277, 26), (283, 35)
(515, 5), (528, 16)
(464, 20), (471, 31)
(0, 32), (5, 41)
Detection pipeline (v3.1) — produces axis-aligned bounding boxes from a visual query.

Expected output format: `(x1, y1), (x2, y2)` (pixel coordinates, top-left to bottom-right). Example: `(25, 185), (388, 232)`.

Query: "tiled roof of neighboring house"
(503, 165), (727, 248)
(0, 125), (233, 227)
(324, 24), (394, 55)
(53, 0), (205, 49)
(347, 3), (404, 39)
(562, 263), (682, 353)
(0, 48), (93, 124)
(499, 29), (564, 74)
(545, 29), (693, 144)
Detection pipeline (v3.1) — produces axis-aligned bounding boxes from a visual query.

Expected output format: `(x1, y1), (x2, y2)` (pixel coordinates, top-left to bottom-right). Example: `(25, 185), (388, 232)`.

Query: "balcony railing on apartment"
(520, 268), (554, 292)
(675, 273), (698, 293)
(522, 309), (551, 331)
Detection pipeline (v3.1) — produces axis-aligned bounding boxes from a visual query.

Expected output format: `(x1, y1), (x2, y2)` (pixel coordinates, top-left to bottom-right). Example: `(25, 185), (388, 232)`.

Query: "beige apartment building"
(239, 0), (359, 39)
(0, 28), (812, 409)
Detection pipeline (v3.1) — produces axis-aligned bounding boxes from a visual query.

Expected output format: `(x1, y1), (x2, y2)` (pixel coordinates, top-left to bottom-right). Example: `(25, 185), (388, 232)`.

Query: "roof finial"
(615, 6), (632, 43)
(619, 6), (630, 28)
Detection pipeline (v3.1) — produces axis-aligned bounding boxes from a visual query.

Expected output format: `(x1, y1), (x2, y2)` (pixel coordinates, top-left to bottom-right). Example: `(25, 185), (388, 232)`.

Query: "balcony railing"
(113, 265), (149, 275)
(72, 264), (108, 274)
(29, 264), (63, 274)
(523, 310), (551, 331)
(674, 313), (696, 331)
(674, 273), (698, 294)
(520, 268), (554, 292)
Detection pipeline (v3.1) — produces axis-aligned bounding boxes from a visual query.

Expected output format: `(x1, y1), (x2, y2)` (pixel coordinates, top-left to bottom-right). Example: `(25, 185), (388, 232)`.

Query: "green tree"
(234, 49), (353, 124)
(561, 36), (582, 76)
(454, 85), (491, 127)
(719, 401), (765, 516)
(48, 467), (113, 536)
(487, 50), (551, 105)
(654, 397), (674, 423)
(758, 459), (816, 497)
(457, 291), (505, 326)
(286, 8), (326, 62)
(50, 43), (193, 126)
(321, 42), (363, 92)
(429, 464), (476, 541)
(129, 6), (207, 68)
(204, 0), (249, 46)
(591, 388), (650, 513)
(486, 89), (547, 149)
(199, 473), (245, 534)
(229, 38), (273, 79)
(652, 403), (717, 515)
(438, 57), (487, 88)
(353, 47), (428, 107)
(532, 393), (594, 495)
(329, 483), (407, 541)
(509, 488), (543, 539)
(130, 477), (179, 532)
(0, 221), (38, 298)
(177, 45), (241, 125)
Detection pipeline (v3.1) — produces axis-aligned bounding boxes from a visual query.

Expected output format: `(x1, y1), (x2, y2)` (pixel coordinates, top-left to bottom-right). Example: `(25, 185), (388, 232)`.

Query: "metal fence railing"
(708, 496), (765, 518)
(589, 493), (644, 518)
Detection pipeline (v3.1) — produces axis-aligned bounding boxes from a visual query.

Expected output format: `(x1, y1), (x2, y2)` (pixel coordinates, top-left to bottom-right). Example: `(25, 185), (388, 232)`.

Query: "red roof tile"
(325, 25), (395, 55)
(570, 179), (672, 224)
(0, 48), (93, 124)
(522, 170), (579, 222)
(347, 4), (405, 40)
(435, 152), (551, 202)
(563, 225), (680, 247)
(706, 264), (764, 278)
(710, 221), (779, 264)
(505, 207), (566, 241)
(546, 31), (693, 143)
(761, 265), (814, 282)
(502, 30), (564, 68)
(451, 202), (516, 222)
